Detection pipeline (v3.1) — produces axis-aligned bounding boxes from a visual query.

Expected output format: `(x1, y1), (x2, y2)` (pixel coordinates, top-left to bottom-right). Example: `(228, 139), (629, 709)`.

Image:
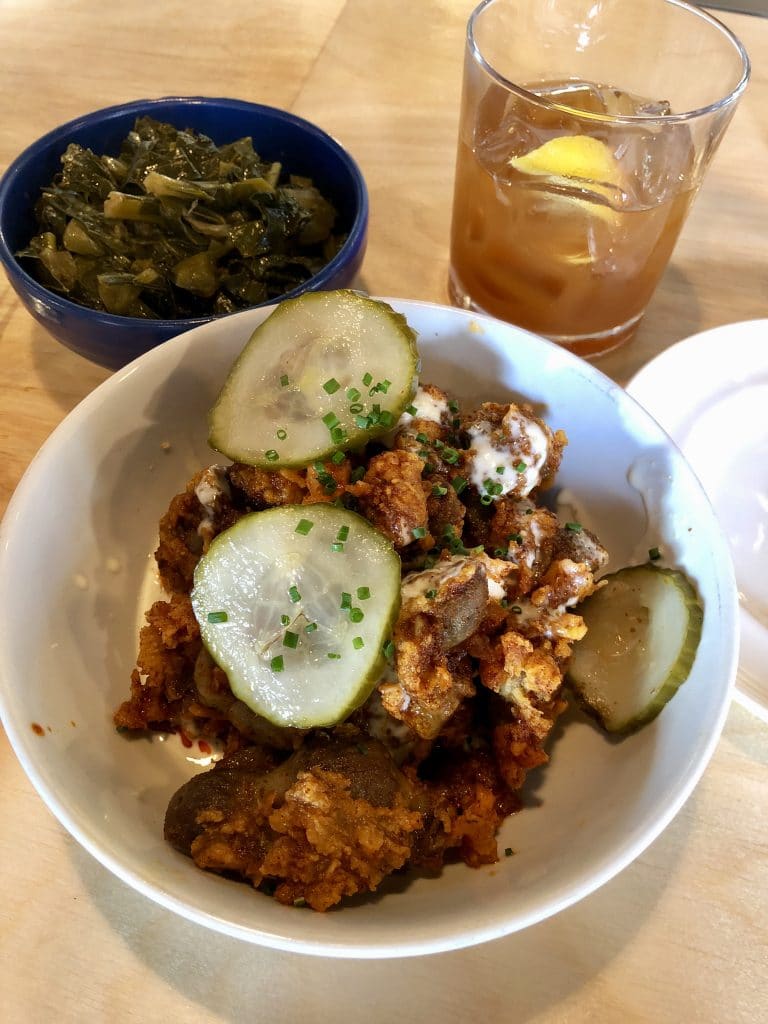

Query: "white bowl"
(0, 299), (738, 958)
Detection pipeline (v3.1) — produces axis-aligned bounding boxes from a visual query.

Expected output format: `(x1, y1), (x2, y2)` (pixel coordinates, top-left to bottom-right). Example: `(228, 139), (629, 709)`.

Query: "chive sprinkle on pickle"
(271, 655), (284, 672)
(295, 518), (314, 535)
(288, 585), (301, 603)
(280, 614), (290, 626)
(357, 586), (371, 600)
(565, 521), (583, 533)
(207, 610), (228, 623)
(352, 636), (365, 650)
(649, 546), (662, 560)
(280, 374), (290, 387)
(265, 449), (279, 462)
(323, 378), (340, 395)
(283, 631), (299, 649)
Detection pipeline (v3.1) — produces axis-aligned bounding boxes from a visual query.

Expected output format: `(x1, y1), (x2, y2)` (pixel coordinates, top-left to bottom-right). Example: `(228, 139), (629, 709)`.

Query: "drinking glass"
(448, 0), (750, 357)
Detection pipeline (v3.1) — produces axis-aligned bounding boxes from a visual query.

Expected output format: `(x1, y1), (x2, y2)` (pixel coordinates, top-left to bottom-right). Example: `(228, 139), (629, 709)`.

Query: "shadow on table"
(70, 795), (694, 1024)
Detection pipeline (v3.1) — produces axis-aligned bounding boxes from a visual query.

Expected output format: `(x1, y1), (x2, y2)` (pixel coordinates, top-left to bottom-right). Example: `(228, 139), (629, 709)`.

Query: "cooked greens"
(18, 117), (343, 318)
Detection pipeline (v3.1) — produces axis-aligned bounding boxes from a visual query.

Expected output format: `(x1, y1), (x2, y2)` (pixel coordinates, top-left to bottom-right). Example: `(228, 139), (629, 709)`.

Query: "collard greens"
(18, 117), (343, 318)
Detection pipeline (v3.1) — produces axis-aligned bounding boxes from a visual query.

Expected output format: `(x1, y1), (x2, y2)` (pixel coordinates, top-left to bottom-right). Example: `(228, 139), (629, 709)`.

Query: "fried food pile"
(115, 384), (608, 911)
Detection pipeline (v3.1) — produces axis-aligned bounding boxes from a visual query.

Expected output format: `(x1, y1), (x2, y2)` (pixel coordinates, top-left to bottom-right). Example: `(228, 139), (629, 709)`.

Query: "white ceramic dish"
(0, 299), (739, 958)
(627, 319), (768, 723)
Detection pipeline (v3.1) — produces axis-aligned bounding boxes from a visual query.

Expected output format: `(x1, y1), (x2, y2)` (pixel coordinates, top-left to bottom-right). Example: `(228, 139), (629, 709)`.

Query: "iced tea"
(448, 80), (697, 356)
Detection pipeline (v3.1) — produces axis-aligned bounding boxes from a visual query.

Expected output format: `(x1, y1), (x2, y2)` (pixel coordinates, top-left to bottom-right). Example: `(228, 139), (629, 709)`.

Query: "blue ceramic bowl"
(0, 97), (368, 369)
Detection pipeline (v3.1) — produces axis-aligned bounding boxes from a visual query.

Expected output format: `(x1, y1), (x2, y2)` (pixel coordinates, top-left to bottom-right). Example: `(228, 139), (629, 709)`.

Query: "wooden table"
(1, 3), (766, 1020)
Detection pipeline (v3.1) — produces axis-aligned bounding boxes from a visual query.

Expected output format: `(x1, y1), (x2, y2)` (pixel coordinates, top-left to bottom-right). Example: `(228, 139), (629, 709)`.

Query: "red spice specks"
(179, 732), (193, 748)
(31, 722), (45, 736)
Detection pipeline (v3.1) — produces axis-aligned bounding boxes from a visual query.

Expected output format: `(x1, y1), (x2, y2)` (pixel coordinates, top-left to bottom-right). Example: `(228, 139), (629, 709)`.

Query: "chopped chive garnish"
(350, 466), (366, 483)
(481, 494), (494, 505)
(405, 404), (418, 416)
(565, 522), (583, 533)
(448, 399), (460, 413)
(649, 546), (661, 560)
(324, 481), (338, 494)
(493, 548), (506, 558)
(207, 611), (228, 624)
(442, 447), (460, 464)
(484, 479), (503, 495)
(424, 462), (436, 475)
(417, 449), (430, 459)
(496, 465), (506, 474)
(514, 460), (527, 474)
(379, 410), (394, 428)
(416, 432), (430, 444)
(265, 449), (279, 462)
(432, 484), (448, 497)
(323, 378), (340, 395)
(347, 387), (361, 402)
(451, 476), (467, 494)
(276, 428), (287, 440)
(271, 655), (284, 672)
(452, 417), (461, 429)
(327, 652), (341, 660)
(280, 374), (290, 387)
(504, 847), (514, 857)
(349, 402), (363, 414)
(283, 631), (299, 649)
(341, 592), (352, 609)
(432, 439), (445, 451)
(331, 541), (344, 552)
(412, 526), (427, 539)
(293, 897), (306, 907)
(510, 604), (522, 613)
(288, 585), (301, 603)
(349, 607), (364, 623)
(322, 411), (340, 429)
(331, 426), (346, 445)
(305, 622), (318, 633)
(352, 636), (365, 650)
(425, 588), (437, 599)
(383, 640), (395, 660)
(357, 586), (370, 600)
(331, 450), (345, 465)
(295, 518), (314, 535)
(280, 614), (290, 626)
(337, 526), (350, 542)
(355, 414), (371, 430)
(362, 372), (373, 387)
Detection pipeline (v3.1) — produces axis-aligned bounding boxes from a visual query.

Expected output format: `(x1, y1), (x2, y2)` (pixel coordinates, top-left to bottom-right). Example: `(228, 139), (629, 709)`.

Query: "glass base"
(447, 274), (642, 360)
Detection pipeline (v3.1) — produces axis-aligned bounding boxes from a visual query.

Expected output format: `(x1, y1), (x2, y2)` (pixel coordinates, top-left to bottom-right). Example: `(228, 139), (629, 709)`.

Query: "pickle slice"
(191, 505), (401, 728)
(208, 290), (419, 467)
(566, 564), (703, 734)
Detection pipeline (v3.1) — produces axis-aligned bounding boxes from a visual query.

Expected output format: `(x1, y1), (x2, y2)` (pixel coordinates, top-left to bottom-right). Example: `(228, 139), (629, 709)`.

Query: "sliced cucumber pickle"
(566, 564), (703, 734)
(208, 290), (419, 467)
(191, 505), (401, 728)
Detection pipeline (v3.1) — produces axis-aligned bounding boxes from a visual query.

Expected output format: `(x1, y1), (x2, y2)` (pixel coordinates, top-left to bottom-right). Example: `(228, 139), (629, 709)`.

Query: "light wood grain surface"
(0, 3), (766, 1021)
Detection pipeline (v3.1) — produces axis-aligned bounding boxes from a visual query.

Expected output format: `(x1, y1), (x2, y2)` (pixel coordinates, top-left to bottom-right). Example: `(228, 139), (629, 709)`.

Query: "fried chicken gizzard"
(115, 382), (607, 910)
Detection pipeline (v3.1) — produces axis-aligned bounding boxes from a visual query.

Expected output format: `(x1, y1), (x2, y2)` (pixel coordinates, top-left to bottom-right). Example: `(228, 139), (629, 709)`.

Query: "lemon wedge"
(508, 135), (625, 225)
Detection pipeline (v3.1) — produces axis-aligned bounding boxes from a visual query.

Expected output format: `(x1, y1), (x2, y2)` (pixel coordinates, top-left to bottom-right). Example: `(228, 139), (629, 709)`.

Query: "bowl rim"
(0, 297), (740, 958)
(0, 95), (369, 328)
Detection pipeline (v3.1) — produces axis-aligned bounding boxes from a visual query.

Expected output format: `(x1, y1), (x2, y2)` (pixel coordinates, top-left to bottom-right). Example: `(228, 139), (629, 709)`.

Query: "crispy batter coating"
(351, 449), (430, 549)
(165, 729), (424, 911)
(380, 557), (489, 738)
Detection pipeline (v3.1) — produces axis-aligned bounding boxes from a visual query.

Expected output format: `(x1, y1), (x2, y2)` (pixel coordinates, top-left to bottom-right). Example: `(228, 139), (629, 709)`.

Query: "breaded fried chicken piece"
(164, 728), (424, 911)
(351, 449), (430, 549)
(380, 556), (490, 738)
(462, 402), (566, 500)
(475, 628), (569, 791)
(113, 593), (201, 730)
